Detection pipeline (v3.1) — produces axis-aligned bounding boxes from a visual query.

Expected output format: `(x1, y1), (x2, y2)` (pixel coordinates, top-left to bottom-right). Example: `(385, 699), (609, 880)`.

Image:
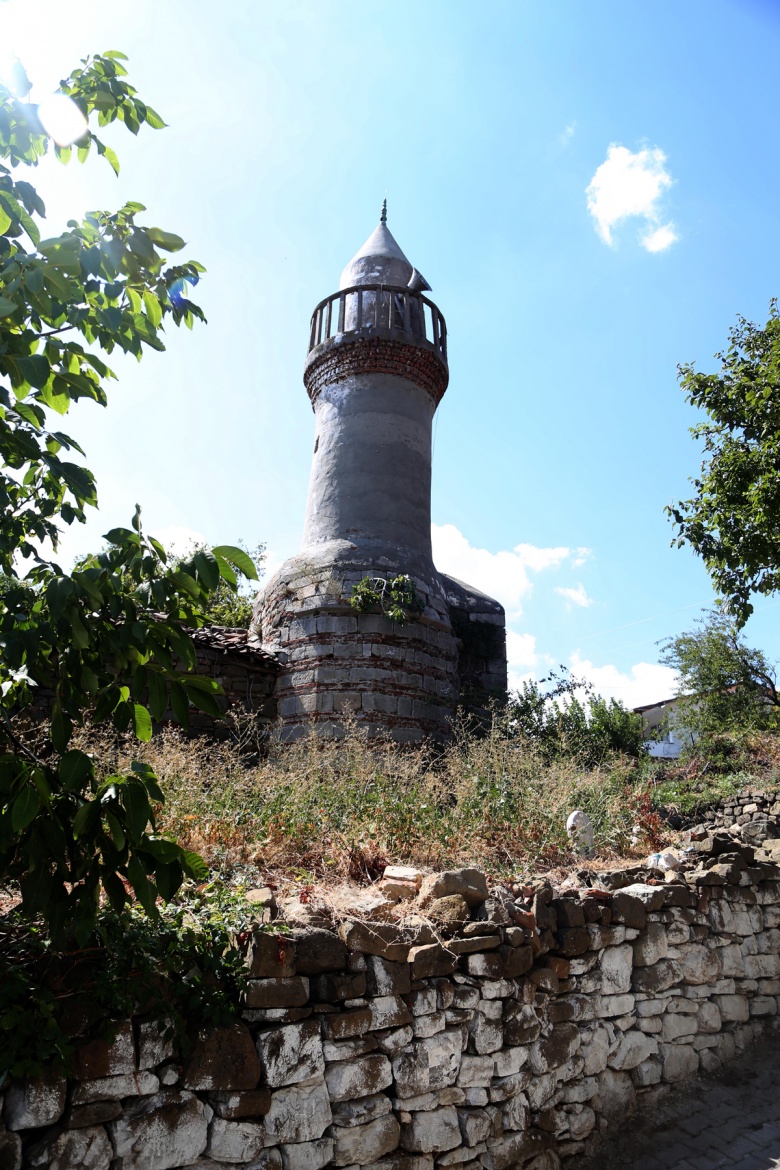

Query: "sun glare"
(36, 92), (88, 147)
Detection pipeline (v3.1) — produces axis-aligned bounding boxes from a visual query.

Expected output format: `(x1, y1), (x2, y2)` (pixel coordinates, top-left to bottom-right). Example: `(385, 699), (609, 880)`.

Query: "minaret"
(254, 209), (506, 741)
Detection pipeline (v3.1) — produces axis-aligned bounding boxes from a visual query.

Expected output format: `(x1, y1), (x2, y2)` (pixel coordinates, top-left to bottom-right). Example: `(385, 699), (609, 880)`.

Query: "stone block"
(370, 995), (414, 1031)
(610, 893), (647, 930)
(72, 1071), (160, 1104)
(263, 1079), (333, 1144)
(256, 1020), (325, 1087)
(409, 944), (458, 980)
(26, 1125), (112, 1170)
(289, 929), (347, 975)
(714, 993), (750, 1022)
(480, 1131), (550, 1170)
(456, 1055), (495, 1088)
(247, 931), (297, 978)
(413, 1011), (446, 1038)
(601, 944), (633, 995)
(418, 870), (489, 909)
(632, 959), (681, 994)
(675, 944), (721, 985)
(184, 1023), (261, 1090)
(136, 1017), (176, 1070)
(596, 1069), (636, 1118)
(661, 1014), (697, 1042)
(467, 1010), (502, 1055)
(320, 1008), (372, 1040)
(339, 920), (410, 962)
(632, 923), (668, 968)
(75, 1021), (135, 1079)
(392, 1032), (462, 1098)
(108, 1090), (208, 1170)
(206, 1117), (266, 1163)
(4, 1076), (66, 1130)
(325, 1054), (392, 1101)
(331, 1092), (392, 1128)
(208, 1088), (272, 1119)
(280, 1137), (334, 1170)
(0, 1131), (21, 1170)
(331, 1114), (401, 1166)
(527, 1024), (580, 1075)
(659, 1043), (699, 1082)
(245, 977), (310, 1009)
(608, 1030), (657, 1070)
(400, 1105), (461, 1153)
(310, 971), (366, 1002)
(367, 955), (412, 996)
(66, 1101), (123, 1129)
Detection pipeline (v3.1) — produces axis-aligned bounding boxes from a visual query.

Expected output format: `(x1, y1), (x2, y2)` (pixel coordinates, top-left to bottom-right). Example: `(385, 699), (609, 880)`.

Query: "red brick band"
(304, 337), (449, 407)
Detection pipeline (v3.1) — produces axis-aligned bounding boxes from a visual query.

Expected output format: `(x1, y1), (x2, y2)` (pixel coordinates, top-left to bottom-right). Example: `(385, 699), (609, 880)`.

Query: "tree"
(507, 669), (645, 766)
(668, 303), (780, 625)
(186, 541), (265, 628)
(0, 52), (257, 943)
(659, 608), (779, 739)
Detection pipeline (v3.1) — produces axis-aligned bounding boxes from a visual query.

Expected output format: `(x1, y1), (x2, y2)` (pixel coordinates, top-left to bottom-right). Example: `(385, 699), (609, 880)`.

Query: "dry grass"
(73, 718), (662, 885)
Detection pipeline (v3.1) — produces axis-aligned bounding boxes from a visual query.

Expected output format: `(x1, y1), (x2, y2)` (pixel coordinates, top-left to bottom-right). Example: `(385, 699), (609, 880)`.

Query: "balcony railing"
(307, 283), (447, 366)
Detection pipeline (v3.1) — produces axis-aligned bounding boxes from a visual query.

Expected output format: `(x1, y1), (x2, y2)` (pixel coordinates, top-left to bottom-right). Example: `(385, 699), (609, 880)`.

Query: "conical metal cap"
(339, 220), (416, 290)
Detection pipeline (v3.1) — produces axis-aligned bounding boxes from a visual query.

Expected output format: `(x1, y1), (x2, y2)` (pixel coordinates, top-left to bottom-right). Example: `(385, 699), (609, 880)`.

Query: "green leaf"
(58, 749), (94, 792)
(11, 786), (39, 832)
(133, 703), (153, 742)
(143, 105), (167, 130)
(127, 853), (158, 916)
(145, 227), (185, 252)
(0, 295), (17, 317)
(169, 680), (189, 729)
(212, 545), (259, 581)
(181, 849), (209, 881)
(143, 289), (162, 328)
(147, 671), (168, 722)
(105, 810), (126, 851)
(73, 800), (100, 837)
(194, 549), (220, 591)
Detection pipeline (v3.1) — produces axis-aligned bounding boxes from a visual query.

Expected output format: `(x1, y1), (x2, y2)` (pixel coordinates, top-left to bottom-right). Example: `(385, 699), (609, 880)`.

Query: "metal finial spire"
(380, 198), (387, 224)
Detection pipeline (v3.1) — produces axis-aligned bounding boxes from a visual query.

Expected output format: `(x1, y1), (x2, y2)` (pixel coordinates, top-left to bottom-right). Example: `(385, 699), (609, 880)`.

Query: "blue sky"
(4, 0), (780, 705)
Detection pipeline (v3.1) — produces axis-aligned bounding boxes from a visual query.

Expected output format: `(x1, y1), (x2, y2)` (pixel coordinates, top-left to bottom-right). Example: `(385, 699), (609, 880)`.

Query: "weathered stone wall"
(188, 626), (280, 738)
(7, 826), (780, 1170)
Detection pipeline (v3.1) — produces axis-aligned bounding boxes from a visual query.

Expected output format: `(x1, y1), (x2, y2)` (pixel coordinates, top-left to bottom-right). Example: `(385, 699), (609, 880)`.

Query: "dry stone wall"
(5, 826), (780, 1170)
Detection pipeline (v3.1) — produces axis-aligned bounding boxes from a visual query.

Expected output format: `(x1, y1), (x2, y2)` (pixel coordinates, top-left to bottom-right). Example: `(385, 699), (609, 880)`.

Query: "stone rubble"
(6, 796), (780, 1168)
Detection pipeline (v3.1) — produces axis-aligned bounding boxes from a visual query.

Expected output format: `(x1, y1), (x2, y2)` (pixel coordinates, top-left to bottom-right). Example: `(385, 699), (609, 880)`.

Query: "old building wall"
(6, 814), (780, 1169)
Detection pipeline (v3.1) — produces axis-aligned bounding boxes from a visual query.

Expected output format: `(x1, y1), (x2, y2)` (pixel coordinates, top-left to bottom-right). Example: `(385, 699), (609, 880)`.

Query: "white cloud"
(569, 651), (678, 709)
(560, 122), (576, 147)
(555, 582), (593, 609)
(152, 524), (207, 558)
(572, 547), (591, 567)
(586, 144), (677, 251)
(642, 223), (679, 252)
(432, 523), (571, 618)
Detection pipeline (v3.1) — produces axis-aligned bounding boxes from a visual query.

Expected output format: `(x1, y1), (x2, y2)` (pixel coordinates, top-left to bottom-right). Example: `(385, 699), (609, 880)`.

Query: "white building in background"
(632, 696), (693, 759)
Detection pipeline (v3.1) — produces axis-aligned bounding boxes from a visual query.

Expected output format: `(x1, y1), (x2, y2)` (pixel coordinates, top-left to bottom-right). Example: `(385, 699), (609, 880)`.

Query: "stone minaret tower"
(254, 208), (506, 740)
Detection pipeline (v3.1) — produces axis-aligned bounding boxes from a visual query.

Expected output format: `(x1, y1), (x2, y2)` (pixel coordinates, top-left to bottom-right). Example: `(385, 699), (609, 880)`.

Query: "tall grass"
(75, 719), (657, 882)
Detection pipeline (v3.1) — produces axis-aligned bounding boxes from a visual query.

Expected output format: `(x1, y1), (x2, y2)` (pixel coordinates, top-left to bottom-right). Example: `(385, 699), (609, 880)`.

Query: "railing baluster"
(356, 290), (363, 330)
(403, 292), (410, 334)
(375, 287), (381, 329)
(432, 307), (440, 348)
(307, 285), (447, 362)
(337, 294), (345, 333)
(325, 297), (332, 338)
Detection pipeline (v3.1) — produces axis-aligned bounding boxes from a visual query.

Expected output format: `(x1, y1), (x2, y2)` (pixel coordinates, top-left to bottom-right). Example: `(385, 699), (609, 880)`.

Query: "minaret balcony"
(305, 283), (448, 372)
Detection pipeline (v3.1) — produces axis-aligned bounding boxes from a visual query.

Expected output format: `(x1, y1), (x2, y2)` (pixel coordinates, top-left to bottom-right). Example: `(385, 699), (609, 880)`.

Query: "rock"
(75, 1021), (135, 1079)
(331, 1114), (401, 1165)
(330, 888), (397, 921)
(4, 1076), (66, 1130)
(137, 1017), (176, 1069)
(247, 930), (297, 977)
(109, 1091), (209, 1170)
(184, 1023), (261, 1090)
(555, 927), (591, 957)
(331, 1092), (392, 1127)
(263, 1079), (333, 1144)
(66, 1101), (123, 1128)
(579, 1022), (611, 1076)
(26, 1125), (112, 1170)
(596, 1069), (636, 1118)
(400, 1105), (461, 1153)
(290, 928), (347, 974)
(660, 1043), (699, 1082)
(426, 896), (470, 934)
(320, 1009), (372, 1040)
(392, 1032), (463, 1097)
(457, 1055), (495, 1088)
(366, 955), (412, 996)
(609, 1030), (657, 1071)
(245, 886), (277, 920)
(632, 923), (668, 967)
(72, 1071), (160, 1104)
(631, 1056), (662, 1087)
(493, 1047), (527, 1078)
(369, 995), (414, 1031)
(206, 1118), (266, 1162)
(280, 898), (332, 930)
(610, 892), (647, 930)
(384, 865), (424, 888)
(340, 920), (410, 962)
(675, 944), (721, 985)
(632, 959), (681, 994)
(528, 1024), (580, 1075)
(256, 1020), (325, 1088)
(409, 944), (458, 980)
(481, 1131), (550, 1170)
(325, 1054), (393, 1101)
(280, 1137), (334, 1170)
(418, 869), (489, 909)
(310, 971), (367, 1001)
(0, 1131), (21, 1170)
(461, 952), (502, 978)
(245, 977), (310, 1009)
(457, 1107), (492, 1146)
(468, 1008), (503, 1055)
(207, 1089), (272, 1119)
(714, 994), (750, 1022)
(600, 944), (633, 994)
